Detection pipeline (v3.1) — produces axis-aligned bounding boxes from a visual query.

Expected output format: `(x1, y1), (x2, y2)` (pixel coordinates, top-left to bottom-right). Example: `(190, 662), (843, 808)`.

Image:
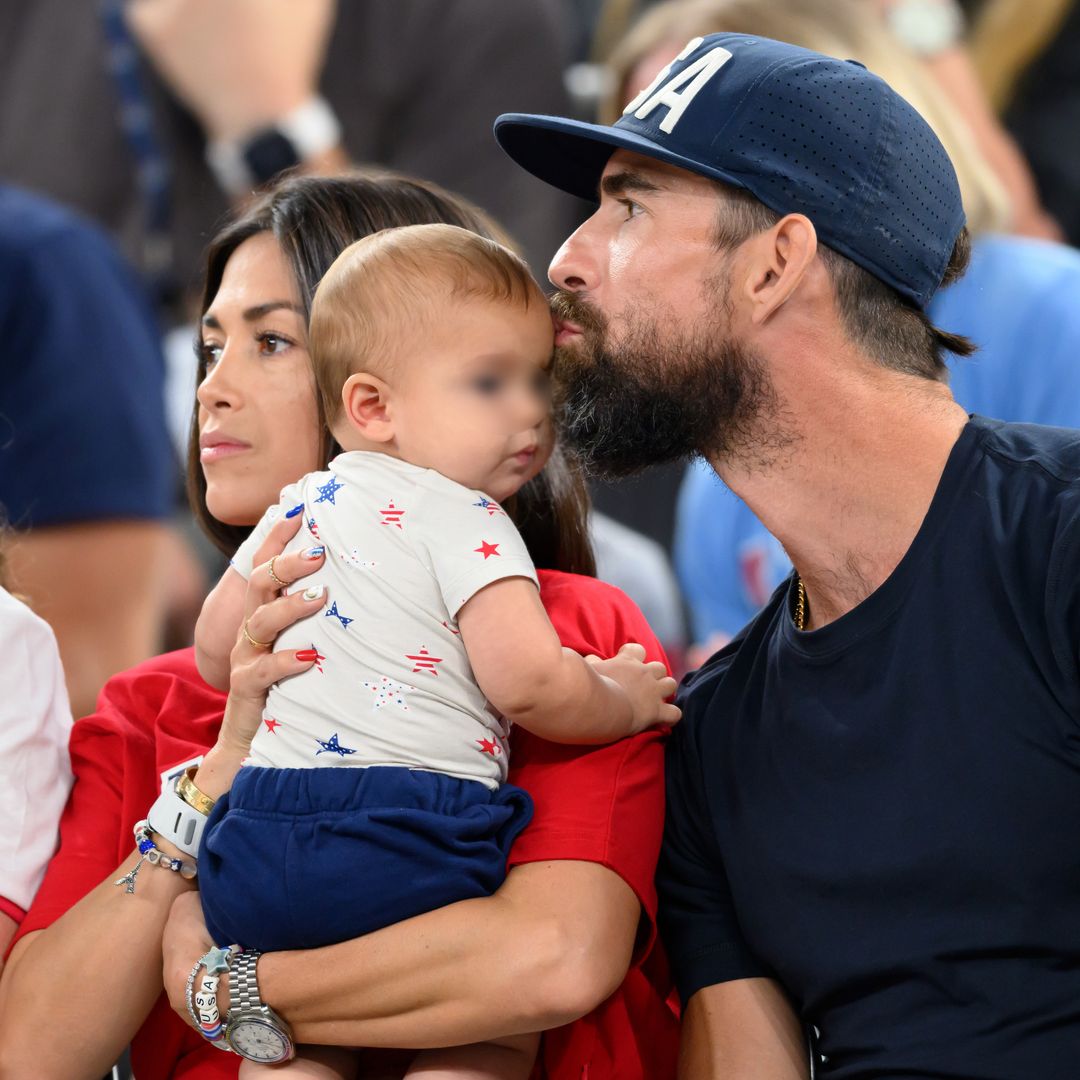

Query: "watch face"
(229, 1018), (293, 1063)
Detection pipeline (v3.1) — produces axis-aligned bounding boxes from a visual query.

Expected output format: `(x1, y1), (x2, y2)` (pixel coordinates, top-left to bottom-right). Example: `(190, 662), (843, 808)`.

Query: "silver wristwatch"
(224, 950), (295, 1063)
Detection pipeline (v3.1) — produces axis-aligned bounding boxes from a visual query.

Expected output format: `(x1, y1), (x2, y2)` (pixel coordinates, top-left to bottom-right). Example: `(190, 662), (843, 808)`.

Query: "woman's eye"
(198, 340), (222, 368)
(473, 375), (502, 395)
(257, 332), (292, 356)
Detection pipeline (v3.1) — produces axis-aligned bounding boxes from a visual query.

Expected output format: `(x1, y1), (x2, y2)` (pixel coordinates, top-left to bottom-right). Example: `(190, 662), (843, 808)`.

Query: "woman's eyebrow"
(200, 300), (304, 328)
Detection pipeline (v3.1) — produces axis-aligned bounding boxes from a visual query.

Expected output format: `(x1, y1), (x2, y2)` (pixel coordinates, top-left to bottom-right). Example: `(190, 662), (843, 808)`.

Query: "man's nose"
(548, 217), (598, 293)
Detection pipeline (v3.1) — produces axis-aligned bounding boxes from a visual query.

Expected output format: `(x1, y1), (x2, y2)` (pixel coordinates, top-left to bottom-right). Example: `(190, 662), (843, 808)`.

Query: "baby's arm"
(194, 567), (248, 691)
(456, 578), (679, 744)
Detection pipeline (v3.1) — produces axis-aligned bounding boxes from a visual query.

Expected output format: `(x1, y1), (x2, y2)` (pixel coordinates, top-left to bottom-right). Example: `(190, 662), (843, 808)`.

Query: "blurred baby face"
(389, 295), (555, 502)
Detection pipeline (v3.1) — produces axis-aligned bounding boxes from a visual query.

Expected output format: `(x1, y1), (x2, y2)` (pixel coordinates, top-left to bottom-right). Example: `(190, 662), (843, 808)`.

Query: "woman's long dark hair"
(188, 170), (595, 576)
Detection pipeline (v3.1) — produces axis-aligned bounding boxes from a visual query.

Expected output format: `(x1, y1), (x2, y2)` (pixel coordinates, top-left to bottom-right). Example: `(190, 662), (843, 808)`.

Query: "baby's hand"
(586, 643), (681, 734)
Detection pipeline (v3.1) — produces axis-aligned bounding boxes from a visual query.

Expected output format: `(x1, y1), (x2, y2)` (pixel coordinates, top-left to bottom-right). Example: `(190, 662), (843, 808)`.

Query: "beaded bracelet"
(113, 820), (197, 893)
(187, 946), (238, 1050)
(195, 971), (224, 1040)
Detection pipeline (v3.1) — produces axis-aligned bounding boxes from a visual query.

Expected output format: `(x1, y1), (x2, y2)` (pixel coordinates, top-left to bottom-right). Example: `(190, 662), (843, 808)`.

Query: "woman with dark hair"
(0, 172), (678, 1080)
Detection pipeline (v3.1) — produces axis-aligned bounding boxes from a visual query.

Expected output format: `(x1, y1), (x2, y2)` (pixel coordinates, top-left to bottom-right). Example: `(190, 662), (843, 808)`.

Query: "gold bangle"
(176, 766), (216, 817)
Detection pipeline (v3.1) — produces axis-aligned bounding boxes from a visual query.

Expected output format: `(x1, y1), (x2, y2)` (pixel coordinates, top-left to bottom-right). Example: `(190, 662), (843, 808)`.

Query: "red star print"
(474, 540), (500, 559)
(263, 717), (282, 734)
(406, 646), (444, 675)
(309, 644), (326, 673)
(380, 501), (405, 529)
(476, 737), (501, 756)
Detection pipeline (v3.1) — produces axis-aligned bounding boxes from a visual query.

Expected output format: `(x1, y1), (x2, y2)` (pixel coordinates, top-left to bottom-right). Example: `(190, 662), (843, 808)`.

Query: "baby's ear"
(341, 372), (394, 442)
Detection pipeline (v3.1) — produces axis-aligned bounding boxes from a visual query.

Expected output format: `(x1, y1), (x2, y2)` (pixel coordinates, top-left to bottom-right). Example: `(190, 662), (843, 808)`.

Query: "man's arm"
(679, 980), (809, 1079)
(165, 859), (641, 1047)
(125, 0), (348, 197)
(6, 521), (170, 718)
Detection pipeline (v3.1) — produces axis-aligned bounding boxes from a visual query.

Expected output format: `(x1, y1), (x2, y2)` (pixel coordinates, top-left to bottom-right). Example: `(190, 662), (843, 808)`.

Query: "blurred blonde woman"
(602, 0), (1011, 234)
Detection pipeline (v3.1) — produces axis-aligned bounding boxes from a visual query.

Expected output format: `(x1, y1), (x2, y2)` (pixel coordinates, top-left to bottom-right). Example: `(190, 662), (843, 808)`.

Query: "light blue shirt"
(675, 233), (1080, 641)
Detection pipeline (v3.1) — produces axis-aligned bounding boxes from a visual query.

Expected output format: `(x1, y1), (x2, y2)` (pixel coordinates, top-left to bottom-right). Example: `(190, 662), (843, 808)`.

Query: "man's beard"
(550, 287), (792, 480)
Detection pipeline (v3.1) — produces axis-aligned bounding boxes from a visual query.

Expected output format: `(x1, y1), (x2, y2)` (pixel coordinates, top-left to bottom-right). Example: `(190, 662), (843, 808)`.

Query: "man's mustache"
(549, 290), (606, 336)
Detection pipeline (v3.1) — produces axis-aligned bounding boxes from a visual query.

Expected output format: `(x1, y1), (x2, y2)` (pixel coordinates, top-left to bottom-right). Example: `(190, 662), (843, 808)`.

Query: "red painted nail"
(296, 649), (319, 661)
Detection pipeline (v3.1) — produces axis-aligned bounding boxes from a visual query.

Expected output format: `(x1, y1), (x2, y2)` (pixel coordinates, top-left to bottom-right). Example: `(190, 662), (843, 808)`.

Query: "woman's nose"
(195, 347), (241, 411)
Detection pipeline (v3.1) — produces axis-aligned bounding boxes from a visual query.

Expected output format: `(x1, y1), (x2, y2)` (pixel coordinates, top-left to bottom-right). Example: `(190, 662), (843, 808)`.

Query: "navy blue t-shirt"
(0, 185), (172, 528)
(659, 416), (1080, 1078)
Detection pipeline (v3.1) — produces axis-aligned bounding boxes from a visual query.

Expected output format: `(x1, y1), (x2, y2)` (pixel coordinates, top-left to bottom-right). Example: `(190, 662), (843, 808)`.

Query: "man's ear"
(743, 214), (817, 326)
(341, 372), (394, 442)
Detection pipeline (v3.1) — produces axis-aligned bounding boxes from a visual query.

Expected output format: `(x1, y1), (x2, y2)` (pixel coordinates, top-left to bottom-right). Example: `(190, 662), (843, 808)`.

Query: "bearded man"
(495, 34), (1080, 1079)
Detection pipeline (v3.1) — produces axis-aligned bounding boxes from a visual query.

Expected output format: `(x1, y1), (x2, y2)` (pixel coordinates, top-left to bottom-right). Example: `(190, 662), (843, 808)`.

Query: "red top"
(15, 570), (679, 1079)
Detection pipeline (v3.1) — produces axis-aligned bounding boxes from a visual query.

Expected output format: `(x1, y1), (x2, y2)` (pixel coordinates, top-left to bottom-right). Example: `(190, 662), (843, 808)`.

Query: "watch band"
(226, 949), (295, 1063)
(229, 949), (262, 1018)
(146, 782), (207, 858)
(205, 95), (343, 196)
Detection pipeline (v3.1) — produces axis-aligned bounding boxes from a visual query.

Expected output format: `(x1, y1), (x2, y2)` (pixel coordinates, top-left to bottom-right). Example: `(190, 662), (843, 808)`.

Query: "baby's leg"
(405, 1032), (539, 1080)
(239, 1045), (359, 1079)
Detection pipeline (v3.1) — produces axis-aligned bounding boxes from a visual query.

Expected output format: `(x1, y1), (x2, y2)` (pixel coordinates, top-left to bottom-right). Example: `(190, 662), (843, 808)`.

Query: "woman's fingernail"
(303, 545), (325, 560)
(296, 649), (319, 661)
(302, 585), (325, 601)
(285, 503), (304, 519)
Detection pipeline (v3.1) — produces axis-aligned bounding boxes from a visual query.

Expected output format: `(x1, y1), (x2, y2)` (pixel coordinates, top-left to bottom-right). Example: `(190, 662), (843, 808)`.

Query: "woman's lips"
(199, 439), (251, 463)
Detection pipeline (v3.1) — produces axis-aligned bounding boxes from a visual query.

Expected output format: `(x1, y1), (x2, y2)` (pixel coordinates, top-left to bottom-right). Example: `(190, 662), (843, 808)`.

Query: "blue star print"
(315, 732), (357, 757)
(314, 475), (344, 505)
(473, 497), (503, 516)
(325, 601), (354, 629)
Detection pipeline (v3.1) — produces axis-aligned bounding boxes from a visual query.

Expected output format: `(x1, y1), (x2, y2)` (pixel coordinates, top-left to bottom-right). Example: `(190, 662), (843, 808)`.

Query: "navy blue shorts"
(198, 765), (533, 952)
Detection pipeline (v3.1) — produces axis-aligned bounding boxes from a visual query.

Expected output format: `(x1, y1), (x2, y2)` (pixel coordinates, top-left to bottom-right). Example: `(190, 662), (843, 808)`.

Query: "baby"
(193, 224), (678, 1079)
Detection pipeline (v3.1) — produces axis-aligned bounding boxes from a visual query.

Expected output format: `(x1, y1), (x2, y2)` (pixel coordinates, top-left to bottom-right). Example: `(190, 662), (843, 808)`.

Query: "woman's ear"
(743, 214), (818, 326)
(341, 372), (395, 443)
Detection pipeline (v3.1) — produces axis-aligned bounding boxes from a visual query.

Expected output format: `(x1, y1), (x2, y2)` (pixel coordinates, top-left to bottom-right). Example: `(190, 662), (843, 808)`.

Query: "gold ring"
(242, 619), (273, 649)
(267, 555), (287, 588)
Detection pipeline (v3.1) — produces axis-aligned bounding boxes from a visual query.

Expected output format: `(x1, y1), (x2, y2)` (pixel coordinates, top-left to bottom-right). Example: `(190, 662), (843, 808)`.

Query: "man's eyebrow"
(201, 300), (304, 327)
(600, 171), (664, 199)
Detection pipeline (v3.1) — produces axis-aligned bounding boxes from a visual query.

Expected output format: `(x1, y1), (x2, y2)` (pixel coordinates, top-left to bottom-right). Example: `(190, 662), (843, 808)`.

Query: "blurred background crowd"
(2, 0), (1079, 718)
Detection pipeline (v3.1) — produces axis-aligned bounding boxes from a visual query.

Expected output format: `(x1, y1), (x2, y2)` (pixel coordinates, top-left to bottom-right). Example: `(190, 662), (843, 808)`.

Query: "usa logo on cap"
(495, 33), (965, 308)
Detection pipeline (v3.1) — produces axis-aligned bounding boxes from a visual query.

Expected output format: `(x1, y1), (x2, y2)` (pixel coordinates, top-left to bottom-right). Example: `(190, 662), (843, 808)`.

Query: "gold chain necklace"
(794, 576), (808, 631)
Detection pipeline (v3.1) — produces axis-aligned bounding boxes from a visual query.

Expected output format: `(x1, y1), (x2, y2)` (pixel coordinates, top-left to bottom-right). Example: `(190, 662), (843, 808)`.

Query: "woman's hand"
(195, 513), (327, 797)
(162, 892), (219, 1031)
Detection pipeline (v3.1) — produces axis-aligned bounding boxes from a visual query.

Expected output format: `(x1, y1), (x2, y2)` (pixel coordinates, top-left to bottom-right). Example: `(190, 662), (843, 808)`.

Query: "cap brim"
(494, 113), (746, 203)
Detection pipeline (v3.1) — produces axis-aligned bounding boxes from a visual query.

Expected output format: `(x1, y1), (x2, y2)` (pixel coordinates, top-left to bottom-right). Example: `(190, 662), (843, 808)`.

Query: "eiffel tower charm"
(114, 857), (145, 894)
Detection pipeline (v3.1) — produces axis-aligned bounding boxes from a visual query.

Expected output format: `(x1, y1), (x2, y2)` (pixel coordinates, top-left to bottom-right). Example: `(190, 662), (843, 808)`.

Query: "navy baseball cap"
(495, 33), (964, 308)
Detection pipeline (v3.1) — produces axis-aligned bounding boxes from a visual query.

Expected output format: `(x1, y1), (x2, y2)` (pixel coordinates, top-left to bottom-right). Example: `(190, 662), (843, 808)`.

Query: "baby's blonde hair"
(309, 223), (542, 428)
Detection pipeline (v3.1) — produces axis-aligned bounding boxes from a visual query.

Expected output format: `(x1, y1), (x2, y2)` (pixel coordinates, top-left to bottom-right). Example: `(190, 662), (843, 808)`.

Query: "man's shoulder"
(0, 184), (117, 271)
(677, 582), (788, 725)
(973, 415), (1080, 486)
